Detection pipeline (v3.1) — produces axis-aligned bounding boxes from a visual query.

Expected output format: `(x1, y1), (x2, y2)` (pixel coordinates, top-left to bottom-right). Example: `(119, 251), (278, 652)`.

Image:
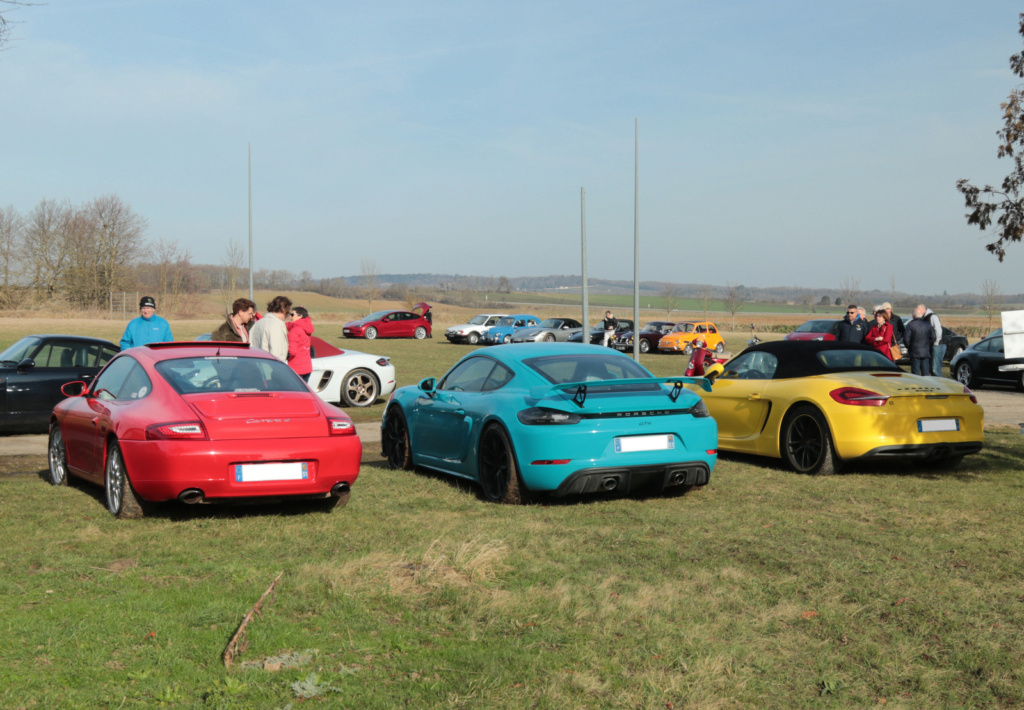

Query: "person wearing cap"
(881, 302), (905, 346)
(119, 296), (174, 350)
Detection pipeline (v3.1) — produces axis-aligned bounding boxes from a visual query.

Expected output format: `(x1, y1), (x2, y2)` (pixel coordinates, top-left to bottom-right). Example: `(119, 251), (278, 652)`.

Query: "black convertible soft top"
(737, 340), (902, 380)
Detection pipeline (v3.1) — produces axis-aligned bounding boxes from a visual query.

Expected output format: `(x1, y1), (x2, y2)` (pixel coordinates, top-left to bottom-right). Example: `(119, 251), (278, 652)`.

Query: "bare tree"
(981, 279), (1002, 330)
(23, 199), (73, 300)
(87, 195), (146, 304)
(696, 284), (713, 319)
(360, 258), (381, 311)
(0, 1), (36, 51)
(723, 282), (744, 331)
(838, 276), (860, 307)
(0, 205), (23, 306)
(659, 283), (680, 316)
(222, 239), (245, 294)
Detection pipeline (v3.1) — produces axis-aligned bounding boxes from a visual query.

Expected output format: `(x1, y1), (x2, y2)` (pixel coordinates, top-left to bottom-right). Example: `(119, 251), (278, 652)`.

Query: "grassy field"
(2, 431), (1022, 708)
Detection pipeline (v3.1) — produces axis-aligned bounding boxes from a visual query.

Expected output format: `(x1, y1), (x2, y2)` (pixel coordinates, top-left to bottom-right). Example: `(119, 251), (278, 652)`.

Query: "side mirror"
(17, 358), (35, 372)
(61, 381), (87, 398)
(418, 377), (436, 394)
(704, 364), (725, 384)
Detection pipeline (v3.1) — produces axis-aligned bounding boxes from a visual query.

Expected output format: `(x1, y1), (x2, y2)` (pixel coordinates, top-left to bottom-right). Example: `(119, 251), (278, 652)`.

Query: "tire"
(105, 442), (146, 519)
(715, 342), (725, 353)
(954, 362), (975, 388)
(781, 405), (842, 475)
(639, 339), (650, 354)
(544, 333), (556, 342)
(478, 425), (529, 504)
(414, 326), (427, 340)
(502, 335), (512, 344)
(381, 407), (413, 471)
(341, 368), (379, 407)
(468, 332), (480, 345)
(1016, 371), (1024, 393)
(364, 326), (378, 340)
(47, 425), (68, 487)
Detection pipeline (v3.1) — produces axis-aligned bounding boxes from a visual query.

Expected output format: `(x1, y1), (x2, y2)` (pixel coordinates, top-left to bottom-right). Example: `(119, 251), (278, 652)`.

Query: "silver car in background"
(511, 318), (585, 343)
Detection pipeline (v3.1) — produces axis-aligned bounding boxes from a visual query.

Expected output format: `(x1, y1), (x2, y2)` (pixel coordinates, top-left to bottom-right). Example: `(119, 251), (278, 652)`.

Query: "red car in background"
(47, 342), (361, 518)
(343, 302), (432, 340)
(784, 319), (840, 341)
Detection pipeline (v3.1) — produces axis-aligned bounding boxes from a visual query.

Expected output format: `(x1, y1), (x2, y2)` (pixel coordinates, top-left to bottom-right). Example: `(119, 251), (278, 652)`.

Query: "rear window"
(816, 350), (900, 371)
(155, 356), (308, 394)
(524, 354), (659, 392)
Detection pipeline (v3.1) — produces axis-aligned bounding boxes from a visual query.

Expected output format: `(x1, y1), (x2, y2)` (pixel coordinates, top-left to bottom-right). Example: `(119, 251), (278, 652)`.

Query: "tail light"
(829, 387), (889, 406)
(328, 418), (356, 436)
(691, 400), (710, 418)
(963, 385), (978, 404)
(146, 421), (208, 440)
(376, 358), (390, 367)
(517, 408), (582, 425)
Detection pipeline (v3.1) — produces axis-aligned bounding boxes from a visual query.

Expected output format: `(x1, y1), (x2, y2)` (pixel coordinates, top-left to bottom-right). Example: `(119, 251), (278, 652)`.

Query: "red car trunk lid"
(184, 392), (324, 440)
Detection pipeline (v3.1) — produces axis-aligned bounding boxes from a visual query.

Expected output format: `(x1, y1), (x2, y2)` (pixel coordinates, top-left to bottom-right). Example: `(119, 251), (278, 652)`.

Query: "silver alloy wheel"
(468, 332), (480, 345)
(639, 339), (650, 353)
(955, 362), (973, 387)
(48, 426), (68, 486)
(364, 326), (378, 340)
(414, 326), (427, 339)
(342, 369), (378, 407)
(715, 342), (725, 353)
(503, 334), (512, 344)
(105, 445), (126, 516)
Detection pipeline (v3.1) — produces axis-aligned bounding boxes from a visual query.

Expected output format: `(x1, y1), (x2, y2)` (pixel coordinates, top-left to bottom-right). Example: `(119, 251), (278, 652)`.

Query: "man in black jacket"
(836, 304), (869, 343)
(881, 302), (905, 345)
(601, 311), (618, 347)
(903, 305), (934, 376)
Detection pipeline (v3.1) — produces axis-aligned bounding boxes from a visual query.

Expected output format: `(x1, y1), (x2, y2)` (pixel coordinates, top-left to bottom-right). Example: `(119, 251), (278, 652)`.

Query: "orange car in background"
(658, 321), (726, 354)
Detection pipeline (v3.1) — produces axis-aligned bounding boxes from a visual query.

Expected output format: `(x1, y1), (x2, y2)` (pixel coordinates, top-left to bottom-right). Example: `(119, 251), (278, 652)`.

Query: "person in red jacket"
(286, 306), (315, 381)
(866, 309), (894, 360)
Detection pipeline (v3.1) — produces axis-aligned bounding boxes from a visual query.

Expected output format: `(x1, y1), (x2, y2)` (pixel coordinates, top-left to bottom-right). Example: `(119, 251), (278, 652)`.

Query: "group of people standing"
(120, 294), (317, 381)
(837, 301), (944, 376)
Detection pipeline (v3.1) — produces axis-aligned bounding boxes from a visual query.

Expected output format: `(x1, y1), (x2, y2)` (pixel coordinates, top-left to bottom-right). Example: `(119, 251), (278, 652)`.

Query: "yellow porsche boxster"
(694, 341), (983, 474)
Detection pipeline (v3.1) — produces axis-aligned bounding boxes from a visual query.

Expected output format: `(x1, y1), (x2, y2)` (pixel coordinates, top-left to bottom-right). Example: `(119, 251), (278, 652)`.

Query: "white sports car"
(445, 313), (508, 345)
(308, 336), (396, 407)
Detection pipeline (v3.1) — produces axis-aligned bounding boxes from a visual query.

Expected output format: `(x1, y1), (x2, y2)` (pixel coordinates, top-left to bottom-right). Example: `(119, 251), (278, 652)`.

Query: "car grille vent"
(316, 371), (332, 392)
(580, 408), (689, 420)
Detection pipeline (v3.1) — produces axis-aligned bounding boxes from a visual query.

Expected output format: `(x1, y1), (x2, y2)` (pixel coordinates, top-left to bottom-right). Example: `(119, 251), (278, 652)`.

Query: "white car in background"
(445, 313), (508, 345)
(308, 336), (396, 407)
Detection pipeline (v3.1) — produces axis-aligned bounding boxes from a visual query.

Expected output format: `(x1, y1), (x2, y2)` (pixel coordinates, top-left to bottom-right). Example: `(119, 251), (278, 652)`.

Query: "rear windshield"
(524, 354), (659, 392)
(155, 356), (309, 394)
(795, 320), (835, 333)
(816, 350), (900, 371)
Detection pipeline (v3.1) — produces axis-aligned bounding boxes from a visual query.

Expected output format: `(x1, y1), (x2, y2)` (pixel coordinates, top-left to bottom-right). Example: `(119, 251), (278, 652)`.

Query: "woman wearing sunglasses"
(287, 306), (315, 382)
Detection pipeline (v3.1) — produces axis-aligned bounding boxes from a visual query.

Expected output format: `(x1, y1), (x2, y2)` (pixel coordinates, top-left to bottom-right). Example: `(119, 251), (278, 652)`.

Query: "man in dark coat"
(903, 305), (934, 376)
(835, 304), (869, 343)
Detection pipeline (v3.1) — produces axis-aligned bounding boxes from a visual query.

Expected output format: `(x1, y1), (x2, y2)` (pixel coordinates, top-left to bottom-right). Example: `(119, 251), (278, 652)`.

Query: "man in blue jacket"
(120, 296), (173, 350)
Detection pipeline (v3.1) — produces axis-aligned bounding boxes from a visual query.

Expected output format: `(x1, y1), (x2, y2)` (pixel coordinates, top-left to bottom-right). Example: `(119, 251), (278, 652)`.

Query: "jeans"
(910, 357), (931, 376)
(931, 344), (944, 377)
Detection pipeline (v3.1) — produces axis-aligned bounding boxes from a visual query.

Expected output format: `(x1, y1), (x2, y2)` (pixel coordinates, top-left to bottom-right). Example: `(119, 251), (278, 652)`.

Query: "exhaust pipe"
(671, 471), (687, 486)
(600, 477), (618, 491)
(178, 488), (204, 505)
(331, 482), (351, 496)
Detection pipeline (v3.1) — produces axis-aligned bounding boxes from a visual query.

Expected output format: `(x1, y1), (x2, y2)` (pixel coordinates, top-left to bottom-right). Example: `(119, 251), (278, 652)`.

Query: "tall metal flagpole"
(248, 143), (254, 301)
(632, 119), (640, 360)
(581, 187), (589, 340)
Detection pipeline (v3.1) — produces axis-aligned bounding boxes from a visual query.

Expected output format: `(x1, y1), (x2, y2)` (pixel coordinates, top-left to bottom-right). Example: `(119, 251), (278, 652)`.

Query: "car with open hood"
(342, 303), (432, 340)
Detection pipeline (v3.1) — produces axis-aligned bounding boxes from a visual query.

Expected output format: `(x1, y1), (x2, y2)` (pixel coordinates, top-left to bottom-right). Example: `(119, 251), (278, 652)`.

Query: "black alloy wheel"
(478, 425), (528, 504)
(781, 405), (842, 475)
(381, 407), (413, 470)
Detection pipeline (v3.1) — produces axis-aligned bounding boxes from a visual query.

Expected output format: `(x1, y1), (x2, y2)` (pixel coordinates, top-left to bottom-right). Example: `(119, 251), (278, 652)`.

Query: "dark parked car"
(567, 319), (634, 344)
(613, 321), (675, 353)
(950, 331), (1024, 391)
(1, 335), (120, 433)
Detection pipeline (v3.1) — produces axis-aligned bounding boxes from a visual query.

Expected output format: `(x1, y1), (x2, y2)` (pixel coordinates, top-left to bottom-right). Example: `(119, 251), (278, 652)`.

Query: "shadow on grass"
(362, 458), (705, 508)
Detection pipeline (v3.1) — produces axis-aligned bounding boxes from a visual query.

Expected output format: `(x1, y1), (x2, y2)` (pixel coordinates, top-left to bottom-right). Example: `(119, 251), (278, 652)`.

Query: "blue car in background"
(380, 343), (718, 503)
(482, 314), (541, 344)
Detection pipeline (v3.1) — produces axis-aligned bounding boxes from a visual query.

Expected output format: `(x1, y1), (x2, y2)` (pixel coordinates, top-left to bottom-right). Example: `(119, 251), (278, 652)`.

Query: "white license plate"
(918, 419), (959, 433)
(614, 434), (675, 453)
(234, 462), (309, 482)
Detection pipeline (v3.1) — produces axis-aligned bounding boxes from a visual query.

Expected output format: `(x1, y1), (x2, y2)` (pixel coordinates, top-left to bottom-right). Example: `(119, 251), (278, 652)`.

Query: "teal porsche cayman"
(380, 343), (718, 503)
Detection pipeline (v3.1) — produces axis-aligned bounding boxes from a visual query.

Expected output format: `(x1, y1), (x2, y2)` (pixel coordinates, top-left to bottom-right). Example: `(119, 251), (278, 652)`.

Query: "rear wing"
(529, 376), (712, 408)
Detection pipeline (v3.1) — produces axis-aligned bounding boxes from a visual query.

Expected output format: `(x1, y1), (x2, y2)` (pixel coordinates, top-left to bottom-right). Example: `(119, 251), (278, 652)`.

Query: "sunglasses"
(289, 312), (298, 316)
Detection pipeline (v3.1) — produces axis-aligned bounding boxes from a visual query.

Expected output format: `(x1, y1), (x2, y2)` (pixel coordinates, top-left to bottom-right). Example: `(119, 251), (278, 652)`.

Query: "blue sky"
(1, 0), (1022, 294)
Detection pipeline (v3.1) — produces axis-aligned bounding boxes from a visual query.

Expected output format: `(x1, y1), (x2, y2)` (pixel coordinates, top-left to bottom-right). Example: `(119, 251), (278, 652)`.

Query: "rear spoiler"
(529, 376), (712, 408)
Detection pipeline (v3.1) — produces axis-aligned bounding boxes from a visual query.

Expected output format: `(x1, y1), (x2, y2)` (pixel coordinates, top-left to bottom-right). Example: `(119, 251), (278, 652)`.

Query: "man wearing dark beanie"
(120, 296), (174, 350)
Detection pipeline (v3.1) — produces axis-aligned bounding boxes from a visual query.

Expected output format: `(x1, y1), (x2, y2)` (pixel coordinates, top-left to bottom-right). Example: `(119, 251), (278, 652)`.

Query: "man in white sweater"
(249, 295), (293, 362)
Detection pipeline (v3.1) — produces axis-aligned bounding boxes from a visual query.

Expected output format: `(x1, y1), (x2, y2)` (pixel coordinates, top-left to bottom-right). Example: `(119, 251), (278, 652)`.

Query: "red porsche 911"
(47, 342), (361, 518)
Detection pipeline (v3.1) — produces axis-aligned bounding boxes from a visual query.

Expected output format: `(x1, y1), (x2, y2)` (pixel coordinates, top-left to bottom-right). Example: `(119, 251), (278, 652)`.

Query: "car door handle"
(748, 393), (762, 401)
(454, 409), (465, 416)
